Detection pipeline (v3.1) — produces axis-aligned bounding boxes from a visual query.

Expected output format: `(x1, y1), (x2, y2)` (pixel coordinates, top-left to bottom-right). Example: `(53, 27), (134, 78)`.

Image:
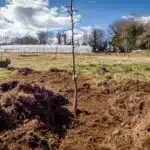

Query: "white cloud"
(79, 26), (92, 32)
(122, 15), (134, 19)
(122, 15), (150, 24)
(137, 16), (150, 23)
(6, 0), (48, 8)
(0, 0), (99, 44)
(0, 0), (80, 41)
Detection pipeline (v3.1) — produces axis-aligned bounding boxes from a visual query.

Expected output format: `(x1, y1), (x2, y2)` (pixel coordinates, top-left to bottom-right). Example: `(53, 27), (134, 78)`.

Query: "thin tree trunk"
(1, 52), (2, 60)
(55, 43), (58, 58)
(71, 0), (78, 112)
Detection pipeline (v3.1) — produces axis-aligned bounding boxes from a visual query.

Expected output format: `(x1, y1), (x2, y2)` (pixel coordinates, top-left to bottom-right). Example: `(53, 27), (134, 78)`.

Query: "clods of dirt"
(16, 67), (40, 76)
(0, 81), (19, 92)
(82, 83), (91, 89)
(7, 66), (18, 71)
(0, 81), (73, 150)
(48, 68), (72, 76)
(97, 67), (109, 74)
(49, 68), (68, 73)
(144, 67), (150, 72)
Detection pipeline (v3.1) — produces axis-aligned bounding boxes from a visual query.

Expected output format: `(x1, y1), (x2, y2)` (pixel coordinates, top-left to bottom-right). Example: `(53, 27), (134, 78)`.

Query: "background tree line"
(8, 18), (150, 53)
(109, 18), (150, 52)
(88, 18), (150, 53)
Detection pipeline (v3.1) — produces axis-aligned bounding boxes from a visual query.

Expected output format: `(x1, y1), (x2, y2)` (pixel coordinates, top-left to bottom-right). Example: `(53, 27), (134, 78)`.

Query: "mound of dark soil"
(0, 81), (19, 92)
(16, 68), (40, 76)
(49, 68), (68, 73)
(98, 67), (109, 74)
(48, 68), (72, 76)
(7, 66), (19, 71)
(145, 67), (150, 72)
(0, 81), (73, 150)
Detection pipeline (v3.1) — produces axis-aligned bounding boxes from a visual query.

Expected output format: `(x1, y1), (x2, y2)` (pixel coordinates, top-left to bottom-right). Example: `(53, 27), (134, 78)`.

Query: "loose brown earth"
(0, 68), (150, 150)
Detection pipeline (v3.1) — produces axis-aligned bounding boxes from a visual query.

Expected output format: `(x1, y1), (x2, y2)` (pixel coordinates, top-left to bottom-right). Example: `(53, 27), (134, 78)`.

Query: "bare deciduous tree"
(38, 32), (47, 45)
(89, 28), (104, 52)
(62, 33), (67, 45)
(56, 32), (62, 45)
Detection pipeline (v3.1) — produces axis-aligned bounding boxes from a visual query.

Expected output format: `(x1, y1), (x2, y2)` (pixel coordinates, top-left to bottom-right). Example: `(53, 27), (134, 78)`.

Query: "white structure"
(0, 45), (92, 53)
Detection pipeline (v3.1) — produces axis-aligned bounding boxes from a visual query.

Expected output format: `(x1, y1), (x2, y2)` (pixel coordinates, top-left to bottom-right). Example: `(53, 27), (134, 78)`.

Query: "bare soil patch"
(0, 68), (150, 150)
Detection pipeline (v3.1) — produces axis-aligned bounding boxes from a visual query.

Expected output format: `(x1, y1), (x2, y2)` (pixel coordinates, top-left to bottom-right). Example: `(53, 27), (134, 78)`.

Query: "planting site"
(0, 53), (149, 150)
(0, 0), (150, 149)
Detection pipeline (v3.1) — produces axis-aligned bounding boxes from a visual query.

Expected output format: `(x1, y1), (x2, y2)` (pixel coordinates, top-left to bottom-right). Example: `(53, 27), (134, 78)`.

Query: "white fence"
(0, 45), (92, 53)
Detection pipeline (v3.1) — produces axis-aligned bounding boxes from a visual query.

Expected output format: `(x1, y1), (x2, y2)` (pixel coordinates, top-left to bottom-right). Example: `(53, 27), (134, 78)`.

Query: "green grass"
(0, 53), (150, 82)
(76, 63), (150, 81)
(0, 69), (16, 80)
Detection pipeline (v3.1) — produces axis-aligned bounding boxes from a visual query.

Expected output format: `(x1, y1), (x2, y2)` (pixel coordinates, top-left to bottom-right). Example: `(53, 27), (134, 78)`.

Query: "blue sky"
(50, 0), (150, 30)
(0, 0), (150, 32)
(0, 0), (5, 6)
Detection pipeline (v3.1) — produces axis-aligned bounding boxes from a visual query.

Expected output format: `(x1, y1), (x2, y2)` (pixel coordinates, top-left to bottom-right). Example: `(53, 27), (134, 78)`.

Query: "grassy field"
(0, 52), (150, 81)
